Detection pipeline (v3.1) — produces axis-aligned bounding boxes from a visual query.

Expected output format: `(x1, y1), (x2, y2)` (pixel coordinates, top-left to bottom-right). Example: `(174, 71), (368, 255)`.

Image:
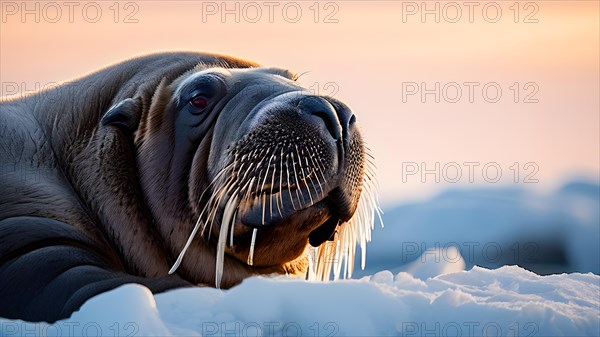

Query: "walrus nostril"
(299, 96), (342, 140)
(312, 110), (341, 140)
(349, 114), (356, 126)
(321, 97), (356, 153)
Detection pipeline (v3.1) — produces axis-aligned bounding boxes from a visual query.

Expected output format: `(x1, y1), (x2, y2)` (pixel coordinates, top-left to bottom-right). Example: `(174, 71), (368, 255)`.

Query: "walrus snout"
(227, 91), (362, 228)
(286, 94), (364, 223)
(219, 88), (365, 266)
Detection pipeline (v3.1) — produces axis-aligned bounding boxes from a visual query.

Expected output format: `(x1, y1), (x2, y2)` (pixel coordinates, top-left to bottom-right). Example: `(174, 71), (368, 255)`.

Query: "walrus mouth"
(238, 176), (321, 227)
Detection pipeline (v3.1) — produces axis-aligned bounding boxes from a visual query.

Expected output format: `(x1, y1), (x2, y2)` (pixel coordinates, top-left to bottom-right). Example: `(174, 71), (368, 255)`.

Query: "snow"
(362, 181), (600, 277)
(1, 181), (598, 336)
(1, 251), (598, 336)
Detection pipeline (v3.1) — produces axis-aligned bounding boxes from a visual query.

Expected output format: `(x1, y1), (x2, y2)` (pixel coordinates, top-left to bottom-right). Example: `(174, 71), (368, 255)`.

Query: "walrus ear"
(101, 98), (141, 132)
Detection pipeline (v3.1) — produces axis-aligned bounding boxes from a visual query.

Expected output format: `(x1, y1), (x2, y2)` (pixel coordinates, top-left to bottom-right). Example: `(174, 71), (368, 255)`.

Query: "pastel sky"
(1, 1), (598, 204)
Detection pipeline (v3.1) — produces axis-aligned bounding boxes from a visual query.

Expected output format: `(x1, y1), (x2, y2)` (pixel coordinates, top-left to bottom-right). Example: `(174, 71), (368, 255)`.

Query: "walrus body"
(0, 52), (377, 322)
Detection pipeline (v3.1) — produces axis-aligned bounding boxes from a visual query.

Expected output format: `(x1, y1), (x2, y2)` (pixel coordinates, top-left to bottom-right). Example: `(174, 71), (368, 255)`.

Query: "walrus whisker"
(269, 158), (277, 220)
(248, 177), (260, 200)
(259, 146), (277, 192)
(313, 151), (329, 182)
(216, 193), (239, 288)
(277, 147), (285, 216)
(308, 143), (382, 281)
(306, 154), (324, 195)
(229, 209), (237, 247)
(292, 148), (309, 205)
(237, 177), (253, 203)
(242, 177), (257, 205)
(251, 147), (271, 187)
(202, 179), (230, 236)
(201, 195), (221, 239)
(240, 161), (252, 185)
(269, 146), (282, 219)
(195, 165), (235, 235)
(284, 153), (297, 210)
(362, 147), (384, 226)
(204, 176), (237, 238)
(290, 149), (305, 204)
(365, 157), (377, 170)
(248, 148), (257, 160)
(247, 228), (258, 266)
(308, 145), (328, 186)
(259, 146), (277, 224)
(332, 222), (343, 280)
(299, 147), (318, 182)
(169, 214), (203, 274)
(295, 145), (314, 205)
(171, 194), (219, 275)
(169, 164), (235, 275)
(261, 192), (267, 225)
(233, 160), (248, 181)
(194, 164), (234, 221)
(364, 147), (377, 163)
(305, 175), (318, 206)
(294, 70), (310, 81)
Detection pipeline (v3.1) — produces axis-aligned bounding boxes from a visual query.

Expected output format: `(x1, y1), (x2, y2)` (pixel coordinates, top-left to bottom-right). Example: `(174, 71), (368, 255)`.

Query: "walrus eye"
(190, 95), (208, 110)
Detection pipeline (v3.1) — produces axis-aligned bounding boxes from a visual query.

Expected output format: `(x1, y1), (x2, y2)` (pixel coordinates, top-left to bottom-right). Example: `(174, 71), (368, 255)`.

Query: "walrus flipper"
(0, 216), (188, 323)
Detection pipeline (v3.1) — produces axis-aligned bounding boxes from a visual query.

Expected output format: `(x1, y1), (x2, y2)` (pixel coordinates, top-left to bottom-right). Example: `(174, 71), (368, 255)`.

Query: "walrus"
(0, 52), (380, 323)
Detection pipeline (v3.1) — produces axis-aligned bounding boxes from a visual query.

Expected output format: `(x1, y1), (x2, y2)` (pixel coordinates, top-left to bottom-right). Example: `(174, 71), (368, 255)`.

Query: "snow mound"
(366, 181), (600, 276)
(1, 265), (598, 336)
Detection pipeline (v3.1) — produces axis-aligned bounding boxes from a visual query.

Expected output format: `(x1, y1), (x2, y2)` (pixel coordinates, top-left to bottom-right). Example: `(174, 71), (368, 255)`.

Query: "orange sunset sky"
(1, 1), (598, 204)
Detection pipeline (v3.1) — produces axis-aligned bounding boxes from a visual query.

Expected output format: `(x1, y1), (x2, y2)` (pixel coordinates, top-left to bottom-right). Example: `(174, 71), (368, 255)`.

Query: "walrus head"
(103, 65), (380, 287)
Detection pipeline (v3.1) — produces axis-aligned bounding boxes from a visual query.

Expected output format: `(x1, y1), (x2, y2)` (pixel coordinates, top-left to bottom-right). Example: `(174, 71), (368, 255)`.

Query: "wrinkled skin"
(0, 52), (365, 322)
